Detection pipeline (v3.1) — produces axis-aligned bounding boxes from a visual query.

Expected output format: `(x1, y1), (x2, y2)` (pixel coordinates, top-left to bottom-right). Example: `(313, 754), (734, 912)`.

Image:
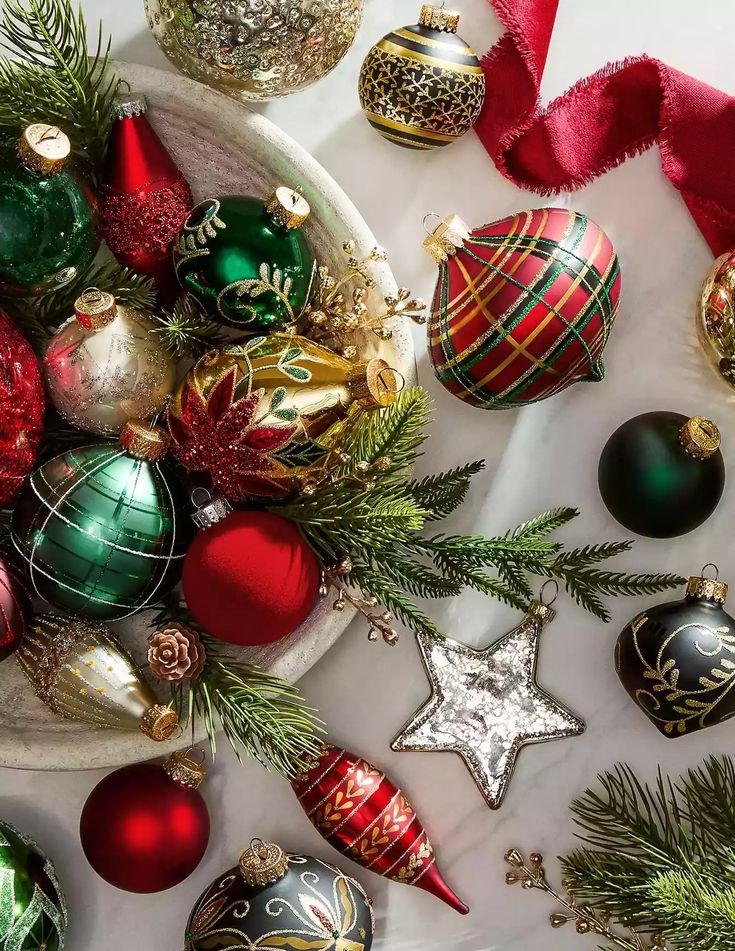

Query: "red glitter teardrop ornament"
(291, 742), (469, 915)
(0, 555), (30, 662)
(100, 91), (193, 301)
(0, 309), (45, 506)
(80, 751), (210, 893)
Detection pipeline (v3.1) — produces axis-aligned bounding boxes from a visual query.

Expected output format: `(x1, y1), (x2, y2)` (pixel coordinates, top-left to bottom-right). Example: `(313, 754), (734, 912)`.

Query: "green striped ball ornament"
(11, 423), (193, 620)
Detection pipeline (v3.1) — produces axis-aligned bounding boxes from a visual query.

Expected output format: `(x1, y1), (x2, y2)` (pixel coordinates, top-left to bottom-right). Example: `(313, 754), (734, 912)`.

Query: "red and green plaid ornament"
(424, 207), (622, 409)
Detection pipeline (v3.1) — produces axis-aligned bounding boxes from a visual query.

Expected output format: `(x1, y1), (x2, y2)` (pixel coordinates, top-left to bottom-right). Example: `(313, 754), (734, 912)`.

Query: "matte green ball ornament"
(598, 411), (725, 538)
(0, 124), (99, 296)
(174, 186), (316, 330)
(11, 420), (194, 620)
(0, 820), (67, 951)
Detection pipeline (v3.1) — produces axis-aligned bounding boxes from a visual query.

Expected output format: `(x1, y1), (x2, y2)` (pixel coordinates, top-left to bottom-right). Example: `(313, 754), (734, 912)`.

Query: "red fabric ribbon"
(476, 0), (735, 254)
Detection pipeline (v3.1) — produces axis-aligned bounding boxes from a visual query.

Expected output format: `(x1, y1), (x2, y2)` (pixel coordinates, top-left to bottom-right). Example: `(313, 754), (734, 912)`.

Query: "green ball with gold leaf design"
(173, 188), (316, 330)
(0, 820), (67, 951)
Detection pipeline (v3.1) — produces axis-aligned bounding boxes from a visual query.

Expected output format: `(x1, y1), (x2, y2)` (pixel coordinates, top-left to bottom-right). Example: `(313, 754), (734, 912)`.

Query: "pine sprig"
(0, 0), (116, 168)
(152, 598), (324, 777)
(152, 295), (228, 358)
(408, 460), (485, 521)
(647, 867), (735, 948)
(349, 562), (443, 639)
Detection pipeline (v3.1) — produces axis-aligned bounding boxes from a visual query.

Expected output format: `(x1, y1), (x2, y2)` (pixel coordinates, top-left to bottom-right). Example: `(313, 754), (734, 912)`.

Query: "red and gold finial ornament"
(425, 207), (622, 409)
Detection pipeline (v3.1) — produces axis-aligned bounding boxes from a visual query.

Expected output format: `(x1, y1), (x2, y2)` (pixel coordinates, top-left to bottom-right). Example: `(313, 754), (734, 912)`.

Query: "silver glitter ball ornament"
(43, 288), (176, 436)
(144, 0), (364, 102)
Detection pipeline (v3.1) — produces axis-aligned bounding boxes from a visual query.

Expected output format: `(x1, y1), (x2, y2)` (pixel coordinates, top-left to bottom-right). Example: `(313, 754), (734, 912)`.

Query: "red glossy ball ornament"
(80, 751), (210, 893)
(0, 310), (45, 505)
(183, 499), (321, 646)
(0, 556), (30, 662)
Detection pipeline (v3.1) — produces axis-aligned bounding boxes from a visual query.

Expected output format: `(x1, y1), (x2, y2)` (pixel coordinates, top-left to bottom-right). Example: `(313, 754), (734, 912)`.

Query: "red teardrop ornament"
(291, 742), (468, 915)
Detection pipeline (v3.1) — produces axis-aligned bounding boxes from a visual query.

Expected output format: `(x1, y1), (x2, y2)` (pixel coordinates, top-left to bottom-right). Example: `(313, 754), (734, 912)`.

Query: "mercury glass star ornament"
(392, 595), (585, 809)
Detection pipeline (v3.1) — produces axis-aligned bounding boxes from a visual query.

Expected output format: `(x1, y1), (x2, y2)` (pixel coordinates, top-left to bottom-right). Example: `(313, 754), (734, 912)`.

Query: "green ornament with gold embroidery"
(0, 820), (67, 951)
(173, 186), (316, 330)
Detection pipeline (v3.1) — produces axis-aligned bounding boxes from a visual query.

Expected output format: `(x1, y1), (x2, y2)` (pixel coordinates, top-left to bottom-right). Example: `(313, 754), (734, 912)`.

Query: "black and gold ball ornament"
(616, 568), (735, 738)
(185, 838), (374, 950)
(598, 412), (725, 538)
(358, 5), (486, 150)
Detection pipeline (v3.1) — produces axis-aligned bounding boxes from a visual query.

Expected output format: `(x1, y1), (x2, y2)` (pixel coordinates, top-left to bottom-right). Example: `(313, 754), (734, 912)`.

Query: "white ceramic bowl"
(0, 61), (415, 771)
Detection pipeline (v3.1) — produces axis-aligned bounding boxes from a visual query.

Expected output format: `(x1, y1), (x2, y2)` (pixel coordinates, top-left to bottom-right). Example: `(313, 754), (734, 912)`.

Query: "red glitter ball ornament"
(80, 752), (210, 893)
(0, 309), (45, 506)
(183, 505), (321, 647)
(100, 91), (193, 301)
(0, 556), (30, 662)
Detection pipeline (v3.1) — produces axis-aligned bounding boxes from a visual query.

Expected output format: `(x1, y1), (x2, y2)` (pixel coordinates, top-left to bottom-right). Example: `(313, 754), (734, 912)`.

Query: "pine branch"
(647, 867), (735, 950)
(506, 506), (579, 542)
(0, 0), (116, 169)
(408, 460), (484, 521)
(349, 563), (443, 638)
(366, 550), (462, 600)
(152, 296), (228, 358)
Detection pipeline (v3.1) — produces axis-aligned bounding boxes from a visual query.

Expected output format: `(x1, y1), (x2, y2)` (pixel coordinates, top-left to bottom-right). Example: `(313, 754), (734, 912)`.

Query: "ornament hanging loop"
(423, 212), (444, 236)
(539, 579), (560, 606)
(701, 562), (720, 579)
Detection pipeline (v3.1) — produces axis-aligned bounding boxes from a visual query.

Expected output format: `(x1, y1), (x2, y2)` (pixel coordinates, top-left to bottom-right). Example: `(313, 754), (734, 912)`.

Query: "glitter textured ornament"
(425, 207), (622, 408)
(0, 556), (30, 663)
(145, 0), (363, 102)
(0, 310), (45, 506)
(43, 288), (177, 436)
(80, 751), (209, 893)
(185, 839), (374, 950)
(292, 742), (468, 914)
(100, 91), (193, 299)
(17, 613), (179, 741)
(0, 820), (67, 951)
(616, 568), (735, 738)
(0, 124), (99, 295)
(11, 420), (193, 619)
(598, 412), (725, 538)
(168, 335), (398, 500)
(392, 594), (585, 809)
(359, 5), (486, 150)
(174, 188), (316, 329)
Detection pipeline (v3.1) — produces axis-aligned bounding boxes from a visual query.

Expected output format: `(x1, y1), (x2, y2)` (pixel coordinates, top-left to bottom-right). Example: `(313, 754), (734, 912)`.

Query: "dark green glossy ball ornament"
(11, 420), (193, 620)
(616, 569), (735, 738)
(0, 820), (67, 951)
(0, 124), (99, 296)
(174, 187), (316, 330)
(185, 839), (374, 951)
(598, 411), (725, 537)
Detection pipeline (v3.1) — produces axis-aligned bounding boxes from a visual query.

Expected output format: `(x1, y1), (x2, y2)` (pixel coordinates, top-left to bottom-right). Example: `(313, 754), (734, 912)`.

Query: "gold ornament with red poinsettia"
(167, 334), (399, 501)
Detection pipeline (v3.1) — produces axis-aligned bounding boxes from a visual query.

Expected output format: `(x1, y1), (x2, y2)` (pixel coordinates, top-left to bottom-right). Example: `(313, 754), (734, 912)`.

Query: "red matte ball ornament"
(0, 309), (45, 506)
(182, 496), (321, 647)
(80, 751), (210, 893)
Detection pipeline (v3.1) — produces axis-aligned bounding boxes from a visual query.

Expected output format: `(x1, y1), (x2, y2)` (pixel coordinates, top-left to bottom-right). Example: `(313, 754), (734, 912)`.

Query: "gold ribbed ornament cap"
(266, 186), (311, 230)
(139, 704), (179, 741)
(679, 416), (721, 460)
(239, 839), (289, 887)
(686, 566), (728, 604)
(419, 4), (461, 32)
(526, 600), (556, 625)
(120, 419), (171, 461)
(163, 749), (207, 789)
(348, 358), (399, 408)
(423, 214), (471, 263)
(74, 288), (118, 331)
(18, 123), (70, 174)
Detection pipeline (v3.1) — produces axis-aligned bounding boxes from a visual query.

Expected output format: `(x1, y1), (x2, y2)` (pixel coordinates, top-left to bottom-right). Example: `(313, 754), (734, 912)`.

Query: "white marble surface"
(1, 1), (734, 949)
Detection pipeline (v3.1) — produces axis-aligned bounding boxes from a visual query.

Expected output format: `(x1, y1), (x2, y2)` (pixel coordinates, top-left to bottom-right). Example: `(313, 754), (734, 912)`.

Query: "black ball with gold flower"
(358, 4), (486, 150)
(615, 569), (735, 738)
(185, 839), (374, 951)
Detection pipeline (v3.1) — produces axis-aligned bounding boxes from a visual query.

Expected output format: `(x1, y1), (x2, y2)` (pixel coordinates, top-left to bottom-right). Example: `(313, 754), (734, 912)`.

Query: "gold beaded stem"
(321, 560), (399, 646)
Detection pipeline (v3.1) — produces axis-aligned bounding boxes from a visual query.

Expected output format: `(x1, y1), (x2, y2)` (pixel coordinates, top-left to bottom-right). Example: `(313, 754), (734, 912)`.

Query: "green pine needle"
(152, 296), (228, 358)
(408, 460), (485, 521)
(0, 0), (116, 169)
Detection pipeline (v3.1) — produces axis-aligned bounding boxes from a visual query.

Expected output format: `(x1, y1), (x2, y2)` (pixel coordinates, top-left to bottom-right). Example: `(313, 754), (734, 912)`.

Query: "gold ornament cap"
(526, 600), (556, 625)
(239, 839), (289, 887)
(74, 288), (118, 331)
(419, 4), (461, 32)
(266, 186), (311, 230)
(120, 419), (171, 461)
(18, 123), (71, 174)
(686, 565), (728, 604)
(679, 415), (721, 460)
(163, 749), (207, 789)
(423, 214), (471, 263)
(139, 704), (179, 741)
(348, 358), (400, 408)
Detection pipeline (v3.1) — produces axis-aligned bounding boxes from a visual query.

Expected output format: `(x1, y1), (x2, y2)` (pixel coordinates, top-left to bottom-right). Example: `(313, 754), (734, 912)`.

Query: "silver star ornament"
(392, 599), (585, 809)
